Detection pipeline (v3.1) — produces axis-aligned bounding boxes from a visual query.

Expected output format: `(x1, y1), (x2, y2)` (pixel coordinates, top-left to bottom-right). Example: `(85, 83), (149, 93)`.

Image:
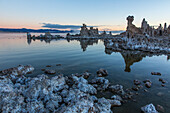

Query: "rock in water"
(0, 66), (116, 113)
(0, 65), (34, 76)
(107, 99), (121, 107)
(145, 82), (152, 88)
(111, 95), (123, 102)
(134, 79), (141, 85)
(45, 69), (56, 74)
(151, 72), (161, 76)
(141, 103), (158, 113)
(89, 77), (110, 91)
(156, 104), (164, 112)
(97, 68), (108, 76)
(109, 84), (125, 95)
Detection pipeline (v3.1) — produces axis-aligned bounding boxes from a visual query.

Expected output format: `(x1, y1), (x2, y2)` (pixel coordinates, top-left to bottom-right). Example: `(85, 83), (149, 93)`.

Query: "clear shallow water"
(0, 33), (170, 112)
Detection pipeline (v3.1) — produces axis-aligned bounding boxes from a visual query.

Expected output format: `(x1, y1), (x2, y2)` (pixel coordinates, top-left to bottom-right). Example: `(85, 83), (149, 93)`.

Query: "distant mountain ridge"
(0, 28), (74, 33)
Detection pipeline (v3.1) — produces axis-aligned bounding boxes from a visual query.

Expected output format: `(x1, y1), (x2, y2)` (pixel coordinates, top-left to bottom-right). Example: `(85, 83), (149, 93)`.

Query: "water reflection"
(27, 38), (169, 72)
(27, 38), (99, 52)
(67, 39), (98, 51)
(105, 48), (169, 72)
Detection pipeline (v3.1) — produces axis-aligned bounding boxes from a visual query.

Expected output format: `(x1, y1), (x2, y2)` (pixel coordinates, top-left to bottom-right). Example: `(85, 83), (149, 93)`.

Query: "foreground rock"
(141, 103), (158, 113)
(0, 66), (115, 113)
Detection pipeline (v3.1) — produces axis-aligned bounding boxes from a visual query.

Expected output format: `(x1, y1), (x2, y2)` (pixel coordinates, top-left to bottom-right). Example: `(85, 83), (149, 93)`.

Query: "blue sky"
(0, 0), (170, 30)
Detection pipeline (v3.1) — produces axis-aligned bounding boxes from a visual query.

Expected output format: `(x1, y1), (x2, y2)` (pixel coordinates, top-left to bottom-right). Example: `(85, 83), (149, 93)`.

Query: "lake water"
(0, 33), (170, 112)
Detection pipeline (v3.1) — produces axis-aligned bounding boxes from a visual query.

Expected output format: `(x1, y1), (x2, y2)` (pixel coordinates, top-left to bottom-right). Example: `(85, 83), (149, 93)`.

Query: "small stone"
(134, 79), (141, 85)
(98, 73), (103, 77)
(83, 72), (90, 79)
(45, 69), (56, 74)
(144, 89), (148, 92)
(97, 68), (108, 76)
(132, 99), (137, 102)
(143, 79), (151, 83)
(41, 69), (45, 71)
(157, 92), (164, 96)
(132, 86), (139, 91)
(161, 84), (165, 87)
(145, 82), (152, 88)
(46, 65), (52, 67)
(159, 78), (166, 83)
(137, 85), (143, 89)
(107, 99), (121, 107)
(111, 95), (122, 102)
(156, 105), (164, 112)
(151, 72), (161, 76)
(56, 64), (61, 66)
(141, 103), (158, 113)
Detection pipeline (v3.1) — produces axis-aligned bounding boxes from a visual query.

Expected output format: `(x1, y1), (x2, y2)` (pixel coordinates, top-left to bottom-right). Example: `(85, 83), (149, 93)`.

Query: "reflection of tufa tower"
(121, 52), (143, 72)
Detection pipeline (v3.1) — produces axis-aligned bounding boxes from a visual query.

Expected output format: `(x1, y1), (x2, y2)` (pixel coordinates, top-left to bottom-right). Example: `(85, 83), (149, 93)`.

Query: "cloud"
(42, 23), (98, 29)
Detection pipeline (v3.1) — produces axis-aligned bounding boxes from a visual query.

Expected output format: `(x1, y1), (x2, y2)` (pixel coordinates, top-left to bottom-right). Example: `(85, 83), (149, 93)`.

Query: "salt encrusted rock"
(45, 69), (56, 74)
(141, 103), (158, 113)
(97, 68), (108, 76)
(89, 77), (110, 91)
(111, 95), (123, 102)
(73, 82), (97, 94)
(71, 75), (97, 94)
(109, 84), (125, 95)
(0, 65), (34, 76)
(95, 97), (112, 113)
(0, 66), (115, 113)
(71, 72), (91, 79)
(107, 99), (121, 107)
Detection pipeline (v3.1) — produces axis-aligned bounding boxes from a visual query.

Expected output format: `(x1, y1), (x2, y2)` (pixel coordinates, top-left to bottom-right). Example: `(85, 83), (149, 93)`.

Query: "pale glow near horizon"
(0, 0), (170, 30)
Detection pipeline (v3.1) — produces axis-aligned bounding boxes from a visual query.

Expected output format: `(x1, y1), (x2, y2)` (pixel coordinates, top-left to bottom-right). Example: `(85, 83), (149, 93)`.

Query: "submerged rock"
(156, 104), (165, 112)
(141, 103), (158, 113)
(56, 64), (61, 66)
(46, 65), (52, 67)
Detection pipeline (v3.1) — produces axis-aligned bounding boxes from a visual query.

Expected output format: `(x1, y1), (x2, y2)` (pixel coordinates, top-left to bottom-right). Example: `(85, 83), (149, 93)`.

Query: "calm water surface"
(0, 33), (170, 113)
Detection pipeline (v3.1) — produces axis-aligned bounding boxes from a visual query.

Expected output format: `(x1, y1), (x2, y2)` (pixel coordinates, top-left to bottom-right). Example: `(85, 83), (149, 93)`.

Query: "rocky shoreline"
(104, 37), (170, 54)
(0, 65), (163, 113)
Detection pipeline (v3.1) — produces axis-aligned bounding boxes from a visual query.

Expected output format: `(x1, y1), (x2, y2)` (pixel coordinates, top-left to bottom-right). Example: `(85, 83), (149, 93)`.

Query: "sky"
(0, 0), (170, 31)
